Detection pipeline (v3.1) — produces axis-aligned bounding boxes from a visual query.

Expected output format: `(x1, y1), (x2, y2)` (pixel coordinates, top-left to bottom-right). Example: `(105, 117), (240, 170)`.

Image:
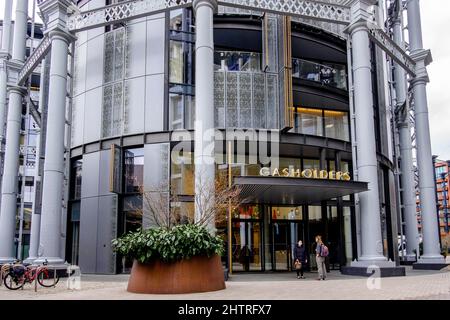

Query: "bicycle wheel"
(3, 273), (25, 290)
(37, 269), (60, 287)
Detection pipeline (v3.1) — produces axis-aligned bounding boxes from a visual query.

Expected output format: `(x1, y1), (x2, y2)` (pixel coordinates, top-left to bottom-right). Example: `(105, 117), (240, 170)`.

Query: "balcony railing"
(292, 58), (348, 91)
(215, 51), (262, 73)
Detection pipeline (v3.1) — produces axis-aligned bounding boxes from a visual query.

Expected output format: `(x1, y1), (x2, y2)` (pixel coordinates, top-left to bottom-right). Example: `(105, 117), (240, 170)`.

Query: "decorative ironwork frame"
(17, 35), (51, 86)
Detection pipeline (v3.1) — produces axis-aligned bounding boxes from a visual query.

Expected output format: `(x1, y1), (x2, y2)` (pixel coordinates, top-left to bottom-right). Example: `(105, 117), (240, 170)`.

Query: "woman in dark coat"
(294, 240), (308, 279)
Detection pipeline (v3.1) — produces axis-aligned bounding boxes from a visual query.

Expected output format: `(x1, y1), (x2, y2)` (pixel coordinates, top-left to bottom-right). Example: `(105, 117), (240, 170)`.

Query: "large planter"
(127, 255), (226, 294)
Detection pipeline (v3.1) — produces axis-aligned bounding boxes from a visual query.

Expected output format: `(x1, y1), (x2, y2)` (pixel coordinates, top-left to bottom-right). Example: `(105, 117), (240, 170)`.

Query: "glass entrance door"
(232, 221), (263, 271)
(270, 206), (305, 271)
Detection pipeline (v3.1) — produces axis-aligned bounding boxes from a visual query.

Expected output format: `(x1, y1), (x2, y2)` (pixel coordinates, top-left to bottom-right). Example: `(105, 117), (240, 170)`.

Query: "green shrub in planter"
(112, 224), (225, 264)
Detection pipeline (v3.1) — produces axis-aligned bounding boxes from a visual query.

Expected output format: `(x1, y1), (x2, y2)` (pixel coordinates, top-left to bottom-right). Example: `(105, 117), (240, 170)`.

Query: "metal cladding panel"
(96, 195), (118, 274)
(73, 41), (87, 96)
(83, 87), (102, 144)
(86, 35), (105, 92)
(80, 151), (100, 198)
(145, 16), (166, 76)
(71, 93), (85, 148)
(126, 21), (147, 79)
(145, 74), (165, 132)
(144, 143), (169, 191)
(124, 77), (145, 135)
(79, 197), (99, 274)
(98, 149), (113, 196)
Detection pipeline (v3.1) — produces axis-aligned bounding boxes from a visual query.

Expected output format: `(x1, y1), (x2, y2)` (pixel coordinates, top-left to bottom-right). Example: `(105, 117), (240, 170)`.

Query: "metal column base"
(341, 266), (406, 277)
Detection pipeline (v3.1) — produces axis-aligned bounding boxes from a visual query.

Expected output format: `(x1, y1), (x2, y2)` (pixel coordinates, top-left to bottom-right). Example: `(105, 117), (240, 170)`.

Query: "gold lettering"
(272, 168), (280, 177)
(313, 169), (319, 179)
(320, 170), (328, 179)
(292, 168), (301, 177)
(329, 171), (336, 180)
(302, 169), (313, 179)
(342, 172), (351, 181)
(260, 167), (270, 176)
(336, 171), (343, 180)
(282, 168), (290, 177)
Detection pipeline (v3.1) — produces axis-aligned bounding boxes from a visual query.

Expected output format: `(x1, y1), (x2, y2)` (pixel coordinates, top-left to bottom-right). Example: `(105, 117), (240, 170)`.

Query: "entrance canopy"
(234, 176), (368, 205)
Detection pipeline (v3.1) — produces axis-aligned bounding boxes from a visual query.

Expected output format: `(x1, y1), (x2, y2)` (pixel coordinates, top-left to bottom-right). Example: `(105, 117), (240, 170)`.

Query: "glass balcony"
(214, 51), (262, 73)
(292, 58), (348, 91)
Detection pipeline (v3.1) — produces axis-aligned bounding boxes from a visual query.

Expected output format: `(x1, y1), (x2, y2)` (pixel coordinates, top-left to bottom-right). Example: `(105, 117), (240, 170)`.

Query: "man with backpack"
(315, 235), (329, 280)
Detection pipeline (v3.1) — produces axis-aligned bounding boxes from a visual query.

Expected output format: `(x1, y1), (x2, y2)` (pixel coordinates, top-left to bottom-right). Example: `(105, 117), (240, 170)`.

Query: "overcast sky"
(0, 1), (449, 159)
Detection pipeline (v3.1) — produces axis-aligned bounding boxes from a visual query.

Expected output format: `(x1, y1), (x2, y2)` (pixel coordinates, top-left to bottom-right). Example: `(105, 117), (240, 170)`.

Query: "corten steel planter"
(127, 255), (226, 294)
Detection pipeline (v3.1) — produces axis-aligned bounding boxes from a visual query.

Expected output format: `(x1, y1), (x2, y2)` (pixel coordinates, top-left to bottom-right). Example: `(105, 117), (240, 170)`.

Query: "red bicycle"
(2, 261), (60, 290)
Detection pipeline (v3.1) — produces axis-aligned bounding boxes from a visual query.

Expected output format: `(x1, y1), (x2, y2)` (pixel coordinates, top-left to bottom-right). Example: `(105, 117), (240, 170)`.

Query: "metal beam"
(366, 22), (416, 76)
(17, 35), (51, 86)
(28, 96), (41, 128)
(218, 0), (351, 25)
(68, 0), (193, 32)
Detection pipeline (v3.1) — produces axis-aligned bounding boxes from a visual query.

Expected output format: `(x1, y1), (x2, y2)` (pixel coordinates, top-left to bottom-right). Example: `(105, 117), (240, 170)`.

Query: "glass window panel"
(303, 159), (320, 171)
(271, 206), (303, 220)
(233, 205), (261, 219)
(294, 107), (323, 136)
(171, 151), (195, 196)
(124, 148), (144, 193)
(169, 40), (184, 84)
(324, 110), (349, 141)
(71, 201), (81, 222)
(308, 206), (322, 221)
(169, 93), (184, 130)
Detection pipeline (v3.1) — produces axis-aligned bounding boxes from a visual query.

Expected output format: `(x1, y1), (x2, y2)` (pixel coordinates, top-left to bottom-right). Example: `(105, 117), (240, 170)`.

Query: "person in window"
(294, 240), (307, 279)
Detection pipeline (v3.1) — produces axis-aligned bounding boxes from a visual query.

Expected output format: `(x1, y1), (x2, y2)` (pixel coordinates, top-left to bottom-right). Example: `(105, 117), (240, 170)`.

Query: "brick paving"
(0, 266), (449, 300)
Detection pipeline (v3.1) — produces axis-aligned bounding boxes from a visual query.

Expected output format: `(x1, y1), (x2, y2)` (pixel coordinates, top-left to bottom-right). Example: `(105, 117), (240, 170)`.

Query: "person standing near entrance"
(315, 235), (327, 280)
(294, 240), (307, 279)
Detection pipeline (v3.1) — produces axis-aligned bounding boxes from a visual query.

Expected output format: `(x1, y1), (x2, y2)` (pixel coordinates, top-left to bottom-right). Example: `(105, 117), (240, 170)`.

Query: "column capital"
(409, 49), (432, 85)
(5, 59), (23, 85)
(344, 0), (377, 35)
(193, 0), (218, 12)
(48, 29), (77, 44)
(39, 0), (75, 39)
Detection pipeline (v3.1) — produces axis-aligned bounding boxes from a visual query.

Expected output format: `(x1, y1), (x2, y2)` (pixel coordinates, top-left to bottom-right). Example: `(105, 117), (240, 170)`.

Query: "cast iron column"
(346, 0), (392, 266)
(34, 0), (75, 264)
(0, 0), (13, 176)
(0, 0), (29, 263)
(407, 0), (445, 264)
(193, 0), (217, 231)
(392, 9), (420, 261)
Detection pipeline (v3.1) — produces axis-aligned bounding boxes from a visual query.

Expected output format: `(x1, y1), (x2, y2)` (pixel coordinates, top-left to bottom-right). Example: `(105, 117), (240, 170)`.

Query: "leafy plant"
(112, 224), (225, 264)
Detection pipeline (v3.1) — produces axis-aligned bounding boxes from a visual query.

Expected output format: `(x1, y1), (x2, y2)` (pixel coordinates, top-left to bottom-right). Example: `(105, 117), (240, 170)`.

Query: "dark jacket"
(294, 245), (307, 263)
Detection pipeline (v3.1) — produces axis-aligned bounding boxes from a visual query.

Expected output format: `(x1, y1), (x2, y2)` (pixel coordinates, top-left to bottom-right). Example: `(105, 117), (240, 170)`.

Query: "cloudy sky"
(0, 0), (449, 159)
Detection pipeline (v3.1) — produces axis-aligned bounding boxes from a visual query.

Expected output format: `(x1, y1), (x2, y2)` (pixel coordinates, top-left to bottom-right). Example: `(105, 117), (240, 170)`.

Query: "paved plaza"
(0, 266), (449, 300)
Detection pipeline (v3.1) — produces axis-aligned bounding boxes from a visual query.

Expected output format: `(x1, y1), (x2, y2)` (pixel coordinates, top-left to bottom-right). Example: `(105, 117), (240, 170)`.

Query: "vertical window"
(293, 107), (323, 136)
(169, 9), (195, 130)
(123, 148), (144, 193)
(324, 110), (349, 141)
(68, 159), (82, 265)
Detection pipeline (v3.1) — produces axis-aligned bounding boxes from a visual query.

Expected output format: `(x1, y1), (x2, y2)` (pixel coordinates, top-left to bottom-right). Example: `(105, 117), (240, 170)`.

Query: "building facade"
(0, 0), (447, 276)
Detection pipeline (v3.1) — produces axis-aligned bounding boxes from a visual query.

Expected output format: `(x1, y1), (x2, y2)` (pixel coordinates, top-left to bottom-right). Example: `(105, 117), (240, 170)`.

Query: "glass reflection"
(124, 148), (144, 193)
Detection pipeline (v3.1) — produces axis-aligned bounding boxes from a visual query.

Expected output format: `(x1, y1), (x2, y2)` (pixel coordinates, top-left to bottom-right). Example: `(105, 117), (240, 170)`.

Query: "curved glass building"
(0, 0), (446, 276)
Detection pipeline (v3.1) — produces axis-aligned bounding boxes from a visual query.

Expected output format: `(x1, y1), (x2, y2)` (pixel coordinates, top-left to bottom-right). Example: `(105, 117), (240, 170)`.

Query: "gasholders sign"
(259, 167), (351, 181)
